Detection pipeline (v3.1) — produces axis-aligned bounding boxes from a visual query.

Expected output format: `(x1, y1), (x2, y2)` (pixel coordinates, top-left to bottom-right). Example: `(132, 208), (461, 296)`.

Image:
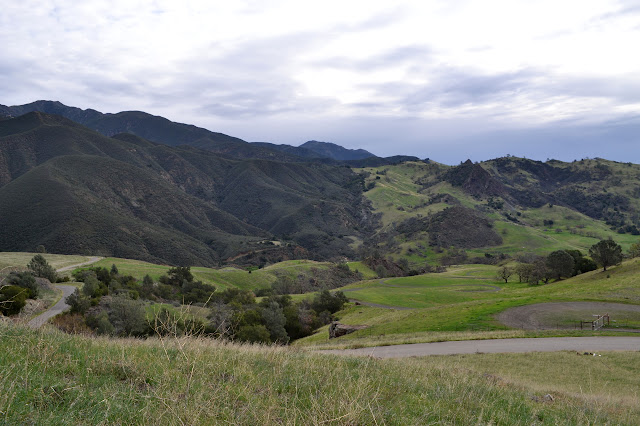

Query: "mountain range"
(1, 100), (638, 267)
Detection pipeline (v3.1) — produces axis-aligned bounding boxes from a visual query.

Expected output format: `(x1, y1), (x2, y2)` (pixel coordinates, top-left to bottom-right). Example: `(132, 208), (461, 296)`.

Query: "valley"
(1, 102), (640, 424)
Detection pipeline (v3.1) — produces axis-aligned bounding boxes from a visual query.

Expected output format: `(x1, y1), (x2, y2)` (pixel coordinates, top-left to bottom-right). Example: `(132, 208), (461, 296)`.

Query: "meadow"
(295, 259), (640, 348)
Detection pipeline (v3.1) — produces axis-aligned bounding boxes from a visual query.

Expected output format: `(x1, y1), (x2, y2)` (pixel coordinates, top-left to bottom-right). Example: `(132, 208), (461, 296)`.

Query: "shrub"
(7, 271), (38, 298)
(108, 296), (148, 337)
(66, 288), (91, 314)
(235, 324), (271, 344)
(0, 285), (28, 315)
(86, 311), (115, 335)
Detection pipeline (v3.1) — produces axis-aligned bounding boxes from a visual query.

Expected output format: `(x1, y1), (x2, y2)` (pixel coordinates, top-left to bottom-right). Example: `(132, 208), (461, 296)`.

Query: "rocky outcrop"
(328, 321), (368, 338)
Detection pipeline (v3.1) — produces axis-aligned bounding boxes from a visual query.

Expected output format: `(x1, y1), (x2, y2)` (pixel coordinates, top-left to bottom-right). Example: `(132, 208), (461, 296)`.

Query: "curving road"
(27, 284), (76, 328)
(319, 336), (640, 358)
(27, 257), (102, 328)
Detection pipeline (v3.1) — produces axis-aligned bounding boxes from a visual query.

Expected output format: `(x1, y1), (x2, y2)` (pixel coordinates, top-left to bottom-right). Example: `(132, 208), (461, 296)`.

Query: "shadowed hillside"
(0, 113), (376, 265)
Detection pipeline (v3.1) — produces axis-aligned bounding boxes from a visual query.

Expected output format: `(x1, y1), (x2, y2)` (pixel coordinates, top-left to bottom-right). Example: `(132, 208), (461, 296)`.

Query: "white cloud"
(1, 0), (640, 163)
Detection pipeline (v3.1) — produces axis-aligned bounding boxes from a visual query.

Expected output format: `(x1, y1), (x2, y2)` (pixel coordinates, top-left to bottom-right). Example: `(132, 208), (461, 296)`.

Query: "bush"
(66, 288), (91, 314)
(235, 324), (271, 344)
(7, 271), (38, 298)
(0, 285), (29, 315)
(108, 296), (148, 337)
(311, 290), (348, 315)
(86, 311), (115, 335)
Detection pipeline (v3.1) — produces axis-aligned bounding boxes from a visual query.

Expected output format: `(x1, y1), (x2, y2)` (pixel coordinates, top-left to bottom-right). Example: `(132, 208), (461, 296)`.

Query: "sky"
(2, 0), (640, 164)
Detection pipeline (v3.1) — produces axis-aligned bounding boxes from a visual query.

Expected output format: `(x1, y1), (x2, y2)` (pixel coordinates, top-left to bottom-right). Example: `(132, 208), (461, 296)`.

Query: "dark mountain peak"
(0, 100), (104, 123)
(445, 159), (505, 198)
(300, 140), (375, 161)
(0, 111), (85, 137)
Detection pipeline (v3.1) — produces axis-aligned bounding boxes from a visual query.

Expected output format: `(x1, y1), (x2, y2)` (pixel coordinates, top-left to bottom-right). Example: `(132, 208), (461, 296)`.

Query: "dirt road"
(497, 302), (640, 330)
(56, 256), (103, 273)
(319, 336), (640, 358)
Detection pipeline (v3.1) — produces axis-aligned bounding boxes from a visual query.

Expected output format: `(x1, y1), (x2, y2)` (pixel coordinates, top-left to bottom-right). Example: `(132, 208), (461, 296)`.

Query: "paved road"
(27, 284), (76, 328)
(319, 336), (640, 358)
(26, 257), (101, 328)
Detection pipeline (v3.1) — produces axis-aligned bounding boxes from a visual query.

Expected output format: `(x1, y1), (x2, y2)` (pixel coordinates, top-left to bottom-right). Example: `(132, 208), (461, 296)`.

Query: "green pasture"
(297, 259), (640, 346)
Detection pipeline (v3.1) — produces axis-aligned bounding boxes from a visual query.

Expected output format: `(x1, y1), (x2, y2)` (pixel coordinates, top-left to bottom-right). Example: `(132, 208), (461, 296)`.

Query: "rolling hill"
(358, 158), (640, 266)
(1, 103), (639, 269)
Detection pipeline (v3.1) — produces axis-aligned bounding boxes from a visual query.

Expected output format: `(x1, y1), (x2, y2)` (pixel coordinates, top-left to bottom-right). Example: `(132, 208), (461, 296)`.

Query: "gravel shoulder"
(319, 336), (640, 358)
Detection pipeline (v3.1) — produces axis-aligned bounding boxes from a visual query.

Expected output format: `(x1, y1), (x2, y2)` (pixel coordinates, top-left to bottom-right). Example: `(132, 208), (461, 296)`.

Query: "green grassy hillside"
(297, 258), (640, 348)
(88, 257), (334, 291)
(358, 159), (640, 267)
(1, 323), (637, 424)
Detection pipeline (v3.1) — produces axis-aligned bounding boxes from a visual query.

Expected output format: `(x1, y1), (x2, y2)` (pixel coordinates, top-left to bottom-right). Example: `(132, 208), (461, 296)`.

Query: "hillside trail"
(56, 256), (103, 273)
(27, 256), (103, 328)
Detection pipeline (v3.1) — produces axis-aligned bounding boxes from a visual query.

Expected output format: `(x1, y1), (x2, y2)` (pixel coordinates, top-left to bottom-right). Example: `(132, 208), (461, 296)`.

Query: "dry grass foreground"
(1, 322), (639, 424)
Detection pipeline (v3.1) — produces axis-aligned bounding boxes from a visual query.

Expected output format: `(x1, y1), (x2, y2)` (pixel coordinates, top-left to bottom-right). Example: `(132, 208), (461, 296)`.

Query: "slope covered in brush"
(0, 113), (375, 265)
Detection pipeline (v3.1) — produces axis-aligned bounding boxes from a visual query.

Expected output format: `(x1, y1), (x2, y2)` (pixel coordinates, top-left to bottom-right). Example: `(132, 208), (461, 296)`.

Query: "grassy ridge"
(0, 322), (637, 424)
(89, 257), (333, 291)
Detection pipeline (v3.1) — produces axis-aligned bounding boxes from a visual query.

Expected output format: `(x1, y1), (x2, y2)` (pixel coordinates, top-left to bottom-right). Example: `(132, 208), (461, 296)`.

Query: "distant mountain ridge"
(0, 101), (412, 165)
(300, 140), (375, 161)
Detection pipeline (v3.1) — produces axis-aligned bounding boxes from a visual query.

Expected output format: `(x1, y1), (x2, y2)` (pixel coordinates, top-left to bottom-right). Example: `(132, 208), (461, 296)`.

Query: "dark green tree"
(589, 239), (623, 271)
(66, 288), (91, 314)
(27, 254), (57, 283)
(235, 324), (271, 343)
(261, 300), (289, 344)
(546, 250), (575, 280)
(575, 257), (598, 274)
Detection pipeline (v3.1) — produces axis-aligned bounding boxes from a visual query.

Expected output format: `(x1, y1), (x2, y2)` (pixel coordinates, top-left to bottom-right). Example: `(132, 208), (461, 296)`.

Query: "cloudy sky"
(2, 0), (640, 163)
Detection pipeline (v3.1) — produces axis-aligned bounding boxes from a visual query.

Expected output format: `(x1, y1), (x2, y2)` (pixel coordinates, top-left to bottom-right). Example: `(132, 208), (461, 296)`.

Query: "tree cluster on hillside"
(259, 263), (362, 296)
(63, 265), (348, 344)
(507, 240), (623, 285)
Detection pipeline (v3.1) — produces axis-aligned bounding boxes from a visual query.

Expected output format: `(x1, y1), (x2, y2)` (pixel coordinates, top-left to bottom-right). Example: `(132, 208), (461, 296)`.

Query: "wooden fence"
(578, 314), (610, 330)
